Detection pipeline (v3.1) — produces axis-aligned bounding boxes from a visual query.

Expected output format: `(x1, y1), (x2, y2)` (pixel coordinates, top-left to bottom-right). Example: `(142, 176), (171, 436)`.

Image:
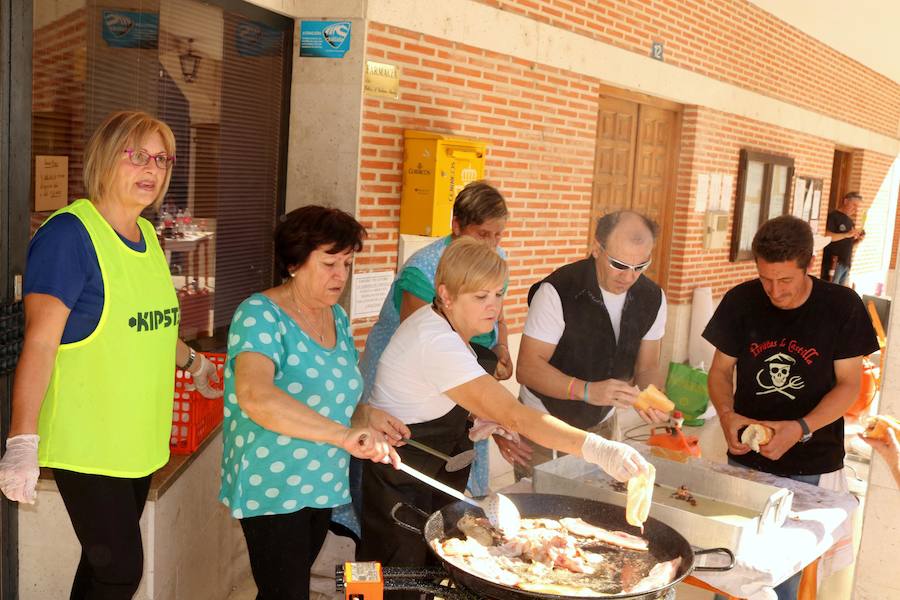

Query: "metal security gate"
(1, 0), (32, 596)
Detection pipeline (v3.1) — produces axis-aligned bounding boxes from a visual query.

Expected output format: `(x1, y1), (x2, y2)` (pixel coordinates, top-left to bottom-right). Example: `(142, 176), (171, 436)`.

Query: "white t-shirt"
(520, 282), (667, 412)
(369, 305), (487, 424)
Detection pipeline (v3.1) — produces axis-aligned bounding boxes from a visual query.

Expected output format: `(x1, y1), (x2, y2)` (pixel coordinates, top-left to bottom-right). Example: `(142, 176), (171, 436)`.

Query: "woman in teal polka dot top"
(219, 206), (409, 598)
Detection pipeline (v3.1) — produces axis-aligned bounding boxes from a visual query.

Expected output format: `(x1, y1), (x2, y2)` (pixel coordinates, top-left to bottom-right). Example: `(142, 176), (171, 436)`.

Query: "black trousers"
(239, 507), (332, 600)
(358, 405), (472, 600)
(53, 469), (152, 600)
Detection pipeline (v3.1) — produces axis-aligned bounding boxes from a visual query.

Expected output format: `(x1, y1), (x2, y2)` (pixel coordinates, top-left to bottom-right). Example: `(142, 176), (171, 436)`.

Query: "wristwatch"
(796, 418), (812, 443)
(180, 347), (197, 371)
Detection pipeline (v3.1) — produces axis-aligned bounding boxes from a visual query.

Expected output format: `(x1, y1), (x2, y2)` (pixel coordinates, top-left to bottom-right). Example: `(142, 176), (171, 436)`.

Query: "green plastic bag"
(665, 362), (709, 426)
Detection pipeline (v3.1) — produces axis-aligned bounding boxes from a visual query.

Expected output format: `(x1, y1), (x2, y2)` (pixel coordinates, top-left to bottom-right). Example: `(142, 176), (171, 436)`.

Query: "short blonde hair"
(83, 111), (176, 210)
(434, 237), (508, 304)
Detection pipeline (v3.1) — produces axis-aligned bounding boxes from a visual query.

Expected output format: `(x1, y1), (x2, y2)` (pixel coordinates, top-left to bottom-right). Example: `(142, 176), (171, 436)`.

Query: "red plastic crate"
(170, 352), (226, 455)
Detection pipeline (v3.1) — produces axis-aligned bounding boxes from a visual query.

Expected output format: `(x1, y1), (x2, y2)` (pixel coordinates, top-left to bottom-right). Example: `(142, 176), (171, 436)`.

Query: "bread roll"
(634, 384), (675, 413)
(626, 463), (656, 530)
(863, 415), (900, 441)
(741, 423), (774, 452)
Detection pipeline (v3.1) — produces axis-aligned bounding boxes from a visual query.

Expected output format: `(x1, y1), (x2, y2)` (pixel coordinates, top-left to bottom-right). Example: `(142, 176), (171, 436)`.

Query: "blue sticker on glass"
(101, 10), (159, 49)
(300, 21), (351, 58)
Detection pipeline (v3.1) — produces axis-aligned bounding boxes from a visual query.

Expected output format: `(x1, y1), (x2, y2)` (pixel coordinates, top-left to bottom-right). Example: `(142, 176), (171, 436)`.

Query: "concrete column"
(853, 274), (900, 597)
(246, 0), (368, 312)
(247, 0), (367, 216)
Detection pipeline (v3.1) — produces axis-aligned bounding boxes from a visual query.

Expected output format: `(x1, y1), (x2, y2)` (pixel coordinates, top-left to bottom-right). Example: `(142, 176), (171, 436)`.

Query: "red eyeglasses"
(123, 149), (175, 170)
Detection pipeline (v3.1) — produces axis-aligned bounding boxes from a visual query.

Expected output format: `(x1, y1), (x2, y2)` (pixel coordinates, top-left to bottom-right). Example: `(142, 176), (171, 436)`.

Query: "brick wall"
(475, 0), (900, 138)
(892, 190), (900, 270)
(667, 106), (835, 302)
(846, 150), (898, 279)
(668, 107), (895, 304)
(355, 22), (602, 342)
(355, 23), (898, 345)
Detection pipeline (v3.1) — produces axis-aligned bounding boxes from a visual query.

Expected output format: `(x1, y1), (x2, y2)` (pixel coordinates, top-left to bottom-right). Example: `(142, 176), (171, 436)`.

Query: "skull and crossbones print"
(756, 352), (805, 400)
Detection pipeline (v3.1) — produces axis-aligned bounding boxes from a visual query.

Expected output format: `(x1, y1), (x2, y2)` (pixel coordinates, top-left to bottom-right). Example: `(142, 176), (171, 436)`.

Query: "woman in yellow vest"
(0, 111), (221, 599)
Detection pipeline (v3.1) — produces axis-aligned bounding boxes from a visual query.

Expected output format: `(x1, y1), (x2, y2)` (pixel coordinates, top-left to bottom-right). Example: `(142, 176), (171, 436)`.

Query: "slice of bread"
(741, 423), (774, 452)
(634, 384), (675, 413)
(626, 463), (656, 530)
(863, 414), (900, 441)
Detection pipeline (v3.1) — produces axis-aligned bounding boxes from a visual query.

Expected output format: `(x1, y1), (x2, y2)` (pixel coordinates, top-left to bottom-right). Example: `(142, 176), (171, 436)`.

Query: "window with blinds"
(31, 0), (292, 349)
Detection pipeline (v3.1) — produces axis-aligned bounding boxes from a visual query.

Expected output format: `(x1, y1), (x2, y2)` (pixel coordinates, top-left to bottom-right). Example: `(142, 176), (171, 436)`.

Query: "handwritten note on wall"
(35, 155), (68, 211)
(351, 270), (395, 319)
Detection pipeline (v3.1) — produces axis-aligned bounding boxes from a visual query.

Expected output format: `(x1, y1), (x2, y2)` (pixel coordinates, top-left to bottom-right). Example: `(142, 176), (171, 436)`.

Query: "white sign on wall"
(351, 270), (395, 319)
(695, 172), (734, 213)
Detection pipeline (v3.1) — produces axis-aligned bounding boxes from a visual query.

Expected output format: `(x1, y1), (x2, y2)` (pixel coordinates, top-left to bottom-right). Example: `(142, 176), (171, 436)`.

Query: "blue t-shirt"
(219, 293), (363, 519)
(24, 212), (147, 343)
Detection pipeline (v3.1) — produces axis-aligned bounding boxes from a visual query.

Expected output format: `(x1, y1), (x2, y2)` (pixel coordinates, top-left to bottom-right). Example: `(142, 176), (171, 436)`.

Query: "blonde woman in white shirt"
(357, 237), (651, 594)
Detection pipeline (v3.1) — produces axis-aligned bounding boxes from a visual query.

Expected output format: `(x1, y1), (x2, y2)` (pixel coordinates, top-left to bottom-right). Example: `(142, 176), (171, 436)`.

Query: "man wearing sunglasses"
(513, 211), (668, 476)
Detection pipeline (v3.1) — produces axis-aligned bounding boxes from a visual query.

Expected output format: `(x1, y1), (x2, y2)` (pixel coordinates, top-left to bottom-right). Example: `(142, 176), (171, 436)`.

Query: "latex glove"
(581, 433), (649, 482)
(191, 353), (223, 399)
(0, 434), (40, 504)
(469, 417), (520, 443)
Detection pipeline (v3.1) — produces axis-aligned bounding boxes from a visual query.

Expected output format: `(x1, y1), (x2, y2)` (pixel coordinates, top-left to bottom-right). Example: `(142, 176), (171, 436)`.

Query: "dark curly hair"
(274, 205), (366, 278)
(751, 215), (813, 269)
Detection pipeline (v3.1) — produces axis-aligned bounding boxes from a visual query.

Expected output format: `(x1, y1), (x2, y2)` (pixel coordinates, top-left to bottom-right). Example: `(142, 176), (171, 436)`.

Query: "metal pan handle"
(404, 438), (454, 462)
(692, 547), (736, 572)
(390, 502), (431, 535)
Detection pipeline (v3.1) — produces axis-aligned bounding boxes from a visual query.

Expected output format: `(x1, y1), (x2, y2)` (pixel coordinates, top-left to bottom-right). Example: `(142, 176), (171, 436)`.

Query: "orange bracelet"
(567, 376), (577, 400)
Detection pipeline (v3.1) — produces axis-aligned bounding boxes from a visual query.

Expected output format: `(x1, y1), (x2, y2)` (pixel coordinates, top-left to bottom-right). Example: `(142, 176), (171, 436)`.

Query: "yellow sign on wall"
(364, 60), (399, 100)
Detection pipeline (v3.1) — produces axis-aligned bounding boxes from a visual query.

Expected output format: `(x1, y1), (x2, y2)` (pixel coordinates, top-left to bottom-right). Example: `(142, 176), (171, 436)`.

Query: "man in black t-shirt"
(820, 191), (864, 285)
(702, 216), (878, 599)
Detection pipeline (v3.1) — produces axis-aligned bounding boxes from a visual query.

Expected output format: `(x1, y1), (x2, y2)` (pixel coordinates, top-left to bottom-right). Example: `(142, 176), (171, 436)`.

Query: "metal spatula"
(397, 462), (521, 537)
(403, 438), (475, 472)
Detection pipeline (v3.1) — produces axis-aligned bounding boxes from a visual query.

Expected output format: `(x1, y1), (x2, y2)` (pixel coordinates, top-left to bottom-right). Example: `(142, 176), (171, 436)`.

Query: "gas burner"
(336, 562), (677, 599)
(336, 564), (479, 599)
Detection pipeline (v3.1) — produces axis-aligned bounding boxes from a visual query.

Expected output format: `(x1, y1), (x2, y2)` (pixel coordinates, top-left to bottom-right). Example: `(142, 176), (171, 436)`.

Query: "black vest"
(525, 258), (662, 430)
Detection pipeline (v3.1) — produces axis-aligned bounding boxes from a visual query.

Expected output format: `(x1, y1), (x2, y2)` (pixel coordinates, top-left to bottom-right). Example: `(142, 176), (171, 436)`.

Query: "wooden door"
(591, 97), (637, 227)
(632, 105), (676, 288)
(828, 150), (853, 213)
(590, 94), (679, 291)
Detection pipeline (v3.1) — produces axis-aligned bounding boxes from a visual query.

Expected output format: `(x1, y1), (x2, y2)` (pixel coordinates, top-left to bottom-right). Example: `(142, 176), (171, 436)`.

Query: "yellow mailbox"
(400, 130), (487, 236)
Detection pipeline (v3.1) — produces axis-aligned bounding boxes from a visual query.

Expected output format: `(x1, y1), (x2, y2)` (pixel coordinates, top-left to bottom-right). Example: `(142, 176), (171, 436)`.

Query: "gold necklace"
(288, 283), (327, 343)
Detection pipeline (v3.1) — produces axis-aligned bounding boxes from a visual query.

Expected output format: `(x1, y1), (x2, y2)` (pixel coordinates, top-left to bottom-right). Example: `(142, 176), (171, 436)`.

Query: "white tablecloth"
(689, 460), (858, 600)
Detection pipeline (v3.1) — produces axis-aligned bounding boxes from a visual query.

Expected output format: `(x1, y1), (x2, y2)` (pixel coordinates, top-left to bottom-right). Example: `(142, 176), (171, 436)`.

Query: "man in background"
(821, 191), (864, 285)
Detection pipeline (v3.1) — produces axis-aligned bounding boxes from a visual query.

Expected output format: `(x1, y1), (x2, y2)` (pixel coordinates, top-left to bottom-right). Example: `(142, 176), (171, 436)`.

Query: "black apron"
(470, 341), (499, 376)
(358, 403), (473, 600)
